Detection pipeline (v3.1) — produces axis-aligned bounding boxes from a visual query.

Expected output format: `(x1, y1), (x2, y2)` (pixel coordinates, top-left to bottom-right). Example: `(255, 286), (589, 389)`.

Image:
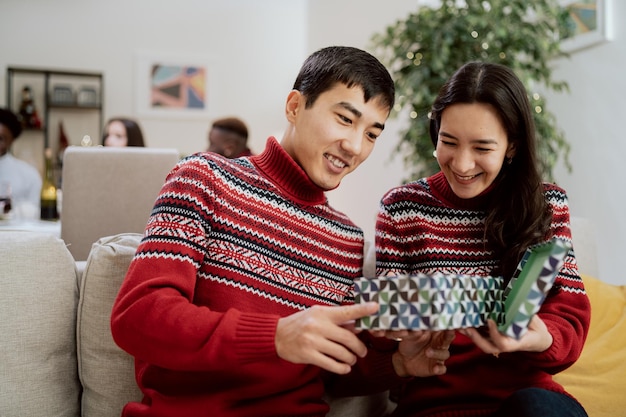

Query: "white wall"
(2, 0), (624, 284)
(0, 0), (308, 159)
(547, 1), (626, 285)
(307, 0), (417, 247)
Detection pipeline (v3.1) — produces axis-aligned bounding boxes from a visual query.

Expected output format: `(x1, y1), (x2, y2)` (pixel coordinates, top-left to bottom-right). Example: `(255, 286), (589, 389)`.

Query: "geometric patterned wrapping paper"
(495, 237), (572, 339)
(355, 238), (571, 340)
(355, 273), (504, 331)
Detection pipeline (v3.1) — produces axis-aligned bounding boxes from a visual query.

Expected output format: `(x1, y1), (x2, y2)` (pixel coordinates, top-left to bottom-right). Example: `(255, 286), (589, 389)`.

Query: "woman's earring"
(433, 150), (437, 158)
(507, 156), (513, 165)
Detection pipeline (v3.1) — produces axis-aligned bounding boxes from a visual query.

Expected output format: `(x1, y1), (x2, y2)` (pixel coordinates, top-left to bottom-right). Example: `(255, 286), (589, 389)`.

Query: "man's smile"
(324, 153), (348, 169)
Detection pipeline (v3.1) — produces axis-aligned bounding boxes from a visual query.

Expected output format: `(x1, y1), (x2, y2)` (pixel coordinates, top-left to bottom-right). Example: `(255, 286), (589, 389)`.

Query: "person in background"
(102, 117), (145, 147)
(207, 116), (253, 158)
(111, 46), (453, 417)
(0, 108), (42, 214)
(375, 61), (590, 417)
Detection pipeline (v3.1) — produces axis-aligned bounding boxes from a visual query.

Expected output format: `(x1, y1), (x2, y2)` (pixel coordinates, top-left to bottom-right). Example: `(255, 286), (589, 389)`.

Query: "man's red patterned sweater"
(111, 137), (398, 417)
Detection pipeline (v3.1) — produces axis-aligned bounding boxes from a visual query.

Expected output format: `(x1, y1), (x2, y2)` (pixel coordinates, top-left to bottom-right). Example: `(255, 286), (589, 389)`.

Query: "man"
(207, 116), (253, 158)
(0, 108), (42, 214)
(111, 46), (452, 417)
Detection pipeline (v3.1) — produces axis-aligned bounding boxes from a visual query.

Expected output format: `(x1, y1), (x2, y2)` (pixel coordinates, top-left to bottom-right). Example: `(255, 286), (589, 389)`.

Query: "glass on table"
(0, 181), (12, 218)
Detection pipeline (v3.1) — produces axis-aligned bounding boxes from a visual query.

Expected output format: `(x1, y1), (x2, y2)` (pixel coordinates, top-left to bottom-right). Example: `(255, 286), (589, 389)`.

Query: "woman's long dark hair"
(429, 62), (552, 279)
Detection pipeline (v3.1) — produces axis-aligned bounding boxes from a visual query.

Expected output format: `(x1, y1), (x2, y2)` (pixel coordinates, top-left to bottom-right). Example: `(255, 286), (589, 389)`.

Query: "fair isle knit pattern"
(376, 172), (584, 295)
(374, 171), (591, 417)
(144, 137), (363, 309)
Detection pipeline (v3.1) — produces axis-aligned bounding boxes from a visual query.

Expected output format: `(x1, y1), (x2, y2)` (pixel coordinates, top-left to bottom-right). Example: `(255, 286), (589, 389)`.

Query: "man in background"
(206, 116), (253, 158)
(0, 108), (42, 215)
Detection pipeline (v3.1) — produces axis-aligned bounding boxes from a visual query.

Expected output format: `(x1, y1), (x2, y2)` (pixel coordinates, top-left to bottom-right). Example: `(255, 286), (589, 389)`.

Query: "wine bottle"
(40, 148), (59, 220)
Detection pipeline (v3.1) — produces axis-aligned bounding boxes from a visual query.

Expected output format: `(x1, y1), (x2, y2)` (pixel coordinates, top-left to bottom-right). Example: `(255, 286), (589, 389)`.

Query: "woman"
(102, 117), (145, 147)
(375, 62), (590, 417)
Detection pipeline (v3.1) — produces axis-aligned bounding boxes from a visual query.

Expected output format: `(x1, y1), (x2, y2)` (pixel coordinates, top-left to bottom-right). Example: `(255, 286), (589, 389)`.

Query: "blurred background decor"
(560, 0), (613, 52)
(134, 51), (212, 119)
(371, 0), (574, 182)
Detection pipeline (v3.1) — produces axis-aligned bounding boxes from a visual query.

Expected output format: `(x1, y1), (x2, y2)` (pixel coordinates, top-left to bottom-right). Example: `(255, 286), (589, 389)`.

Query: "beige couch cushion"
(0, 231), (80, 417)
(77, 233), (143, 417)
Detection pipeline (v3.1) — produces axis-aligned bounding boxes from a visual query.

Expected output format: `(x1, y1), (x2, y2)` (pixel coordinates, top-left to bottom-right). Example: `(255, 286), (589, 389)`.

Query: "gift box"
(495, 237), (572, 338)
(355, 238), (571, 339)
(355, 272), (504, 331)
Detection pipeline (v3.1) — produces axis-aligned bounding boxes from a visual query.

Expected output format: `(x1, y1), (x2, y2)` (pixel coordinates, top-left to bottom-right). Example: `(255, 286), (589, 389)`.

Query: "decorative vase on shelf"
(18, 86), (42, 129)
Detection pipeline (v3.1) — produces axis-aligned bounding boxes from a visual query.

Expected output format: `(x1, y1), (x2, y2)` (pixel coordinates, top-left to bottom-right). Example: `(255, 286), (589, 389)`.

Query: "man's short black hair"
(292, 46), (395, 112)
(212, 117), (248, 140)
(0, 108), (23, 139)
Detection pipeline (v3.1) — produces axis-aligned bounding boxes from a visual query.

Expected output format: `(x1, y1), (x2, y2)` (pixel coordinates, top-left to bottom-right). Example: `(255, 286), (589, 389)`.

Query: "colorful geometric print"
(355, 238), (571, 339)
(150, 64), (206, 109)
(355, 272), (504, 331)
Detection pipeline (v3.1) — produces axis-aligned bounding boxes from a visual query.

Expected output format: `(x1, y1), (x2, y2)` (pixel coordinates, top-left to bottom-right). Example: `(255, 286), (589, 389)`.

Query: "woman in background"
(375, 61), (590, 417)
(102, 117), (145, 147)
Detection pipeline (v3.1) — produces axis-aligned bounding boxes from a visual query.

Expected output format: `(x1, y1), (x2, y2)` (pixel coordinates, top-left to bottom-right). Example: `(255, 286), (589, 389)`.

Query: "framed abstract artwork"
(135, 51), (214, 118)
(560, 0), (613, 52)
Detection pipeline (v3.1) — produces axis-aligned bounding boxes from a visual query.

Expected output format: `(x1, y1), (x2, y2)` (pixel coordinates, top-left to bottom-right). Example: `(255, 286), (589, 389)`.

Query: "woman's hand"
(458, 316), (553, 356)
(383, 329), (455, 377)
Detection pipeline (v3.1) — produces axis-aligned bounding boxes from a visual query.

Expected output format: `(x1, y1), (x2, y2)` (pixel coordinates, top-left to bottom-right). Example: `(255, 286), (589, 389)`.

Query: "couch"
(1, 217), (624, 417)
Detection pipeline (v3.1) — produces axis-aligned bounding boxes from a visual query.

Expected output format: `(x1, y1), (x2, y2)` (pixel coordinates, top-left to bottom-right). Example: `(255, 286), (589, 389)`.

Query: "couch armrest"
(0, 231), (81, 417)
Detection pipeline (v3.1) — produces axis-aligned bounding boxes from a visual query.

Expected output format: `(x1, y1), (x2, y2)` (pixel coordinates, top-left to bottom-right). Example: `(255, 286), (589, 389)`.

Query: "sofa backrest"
(61, 146), (180, 261)
(0, 231), (81, 417)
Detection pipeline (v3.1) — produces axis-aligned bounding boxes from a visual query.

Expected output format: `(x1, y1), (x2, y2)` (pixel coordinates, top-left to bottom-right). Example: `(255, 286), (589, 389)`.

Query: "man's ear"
(285, 90), (302, 122)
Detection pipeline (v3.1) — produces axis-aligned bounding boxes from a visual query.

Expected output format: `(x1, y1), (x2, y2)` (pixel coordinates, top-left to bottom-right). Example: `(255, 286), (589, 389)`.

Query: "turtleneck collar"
(428, 171), (493, 211)
(250, 137), (326, 206)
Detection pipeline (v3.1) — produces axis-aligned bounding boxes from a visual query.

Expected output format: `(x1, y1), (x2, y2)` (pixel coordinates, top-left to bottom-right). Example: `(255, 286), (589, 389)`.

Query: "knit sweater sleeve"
(110, 157), (284, 379)
(520, 184), (591, 373)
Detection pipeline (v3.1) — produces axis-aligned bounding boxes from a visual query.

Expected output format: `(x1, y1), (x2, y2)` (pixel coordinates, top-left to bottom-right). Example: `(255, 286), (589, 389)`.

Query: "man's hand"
(275, 302), (379, 374)
(386, 329), (455, 377)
